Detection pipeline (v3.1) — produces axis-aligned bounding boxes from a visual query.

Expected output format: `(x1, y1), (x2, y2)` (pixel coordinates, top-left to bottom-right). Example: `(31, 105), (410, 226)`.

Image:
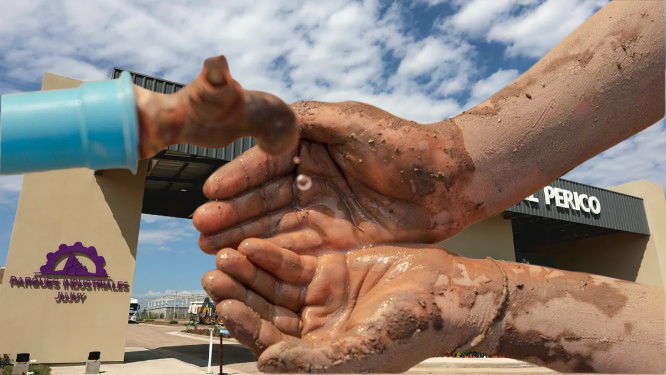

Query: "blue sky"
(1, 0), (664, 307)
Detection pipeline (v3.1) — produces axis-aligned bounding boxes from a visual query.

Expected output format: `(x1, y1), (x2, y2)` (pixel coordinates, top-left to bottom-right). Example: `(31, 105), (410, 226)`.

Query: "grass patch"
(2, 364), (51, 375)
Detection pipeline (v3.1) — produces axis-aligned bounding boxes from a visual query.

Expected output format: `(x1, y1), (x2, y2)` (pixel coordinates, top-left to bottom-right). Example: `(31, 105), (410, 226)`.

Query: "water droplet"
(296, 174), (312, 191)
(293, 156), (301, 165)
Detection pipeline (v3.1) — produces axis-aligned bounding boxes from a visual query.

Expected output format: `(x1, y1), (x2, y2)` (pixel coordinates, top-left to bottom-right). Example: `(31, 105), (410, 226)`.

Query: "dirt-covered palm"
(201, 238), (481, 373)
(193, 101), (484, 255)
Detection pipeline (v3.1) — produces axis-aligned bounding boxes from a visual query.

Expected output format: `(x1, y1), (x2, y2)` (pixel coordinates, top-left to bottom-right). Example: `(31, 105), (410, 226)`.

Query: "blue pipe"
(0, 71), (139, 175)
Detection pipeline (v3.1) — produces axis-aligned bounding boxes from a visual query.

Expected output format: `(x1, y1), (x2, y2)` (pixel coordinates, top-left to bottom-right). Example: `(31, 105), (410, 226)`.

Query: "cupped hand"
(193, 101), (486, 255)
(201, 239), (488, 373)
(135, 55), (299, 158)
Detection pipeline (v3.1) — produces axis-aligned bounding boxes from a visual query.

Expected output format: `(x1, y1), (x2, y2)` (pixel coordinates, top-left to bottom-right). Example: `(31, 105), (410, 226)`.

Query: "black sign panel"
(507, 179), (650, 235)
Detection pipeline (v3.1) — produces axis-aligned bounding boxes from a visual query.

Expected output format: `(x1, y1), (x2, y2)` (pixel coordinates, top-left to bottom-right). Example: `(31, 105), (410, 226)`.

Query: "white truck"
(129, 298), (140, 323)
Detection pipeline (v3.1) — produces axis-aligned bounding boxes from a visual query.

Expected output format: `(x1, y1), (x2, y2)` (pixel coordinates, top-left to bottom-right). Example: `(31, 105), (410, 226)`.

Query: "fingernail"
(203, 274), (216, 289)
(204, 56), (229, 86)
(239, 240), (256, 256)
(207, 68), (226, 86)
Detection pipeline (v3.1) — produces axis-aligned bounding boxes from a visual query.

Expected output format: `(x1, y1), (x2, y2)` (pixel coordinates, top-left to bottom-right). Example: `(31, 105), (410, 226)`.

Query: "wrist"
(432, 256), (508, 355)
(134, 85), (186, 159)
(465, 258), (512, 356)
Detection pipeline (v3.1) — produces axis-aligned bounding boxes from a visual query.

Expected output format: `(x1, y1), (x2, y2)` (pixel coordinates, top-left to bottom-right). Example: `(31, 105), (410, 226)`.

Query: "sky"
(0, 0), (664, 308)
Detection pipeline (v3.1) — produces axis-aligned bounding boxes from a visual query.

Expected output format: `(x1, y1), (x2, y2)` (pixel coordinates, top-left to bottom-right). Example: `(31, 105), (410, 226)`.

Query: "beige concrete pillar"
(0, 73), (147, 364)
(609, 180), (666, 289)
(438, 215), (516, 262)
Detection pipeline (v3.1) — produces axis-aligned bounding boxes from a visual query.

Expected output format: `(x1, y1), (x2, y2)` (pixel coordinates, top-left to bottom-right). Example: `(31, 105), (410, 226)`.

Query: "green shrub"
(0, 354), (11, 369)
(443, 351), (498, 358)
(144, 319), (155, 322)
(168, 320), (178, 324)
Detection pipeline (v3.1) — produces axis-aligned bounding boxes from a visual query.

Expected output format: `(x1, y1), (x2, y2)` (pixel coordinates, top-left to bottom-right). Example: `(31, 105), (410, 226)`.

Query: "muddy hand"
(134, 55), (299, 159)
(201, 239), (495, 373)
(193, 101), (484, 255)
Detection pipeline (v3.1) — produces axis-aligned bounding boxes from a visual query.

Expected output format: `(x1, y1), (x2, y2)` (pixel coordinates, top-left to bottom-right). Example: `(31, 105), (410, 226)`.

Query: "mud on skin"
(474, 262), (665, 373)
(207, 242), (512, 373)
(134, 55), (299, 160)
(194, 99), (487, 255)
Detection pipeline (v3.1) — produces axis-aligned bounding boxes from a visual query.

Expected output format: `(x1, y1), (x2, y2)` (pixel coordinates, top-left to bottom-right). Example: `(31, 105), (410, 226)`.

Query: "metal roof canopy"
(112, 68), (257, 218)
(114, 68), (651, 249)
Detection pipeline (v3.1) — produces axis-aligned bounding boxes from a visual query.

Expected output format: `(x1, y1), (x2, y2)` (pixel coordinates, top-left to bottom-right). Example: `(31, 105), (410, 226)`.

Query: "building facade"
(145, 294), (207, 319)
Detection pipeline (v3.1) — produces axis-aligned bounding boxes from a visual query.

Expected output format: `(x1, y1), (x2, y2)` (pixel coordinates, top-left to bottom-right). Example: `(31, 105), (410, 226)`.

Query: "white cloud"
(0, 175), (23, 206)
(565, 120), (666, 189)
(0, 175), (23, 192)
(139, 216), (199, 249)
(440, 0), (608, 59)
(415, 0), (450, 6)
(0, 0), (661, 210)
(138, 227), (198, 248)
(487, 0), (609, 58)
(0, 0), (476, 125)
(444, 0), (538, 37)
(141, 214), (170, 224)
(465, 68), (520, 109)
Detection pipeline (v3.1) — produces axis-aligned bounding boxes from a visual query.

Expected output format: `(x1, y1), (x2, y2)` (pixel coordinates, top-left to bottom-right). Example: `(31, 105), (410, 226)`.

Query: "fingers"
(196, 55), (245, 126)
(263, 229), (326, 254)
(238, 238), (318, 284)
(202, 146), (295, 200)
(193, 175), (295, 235)
(202, 55), (231, 87)
(244, 90), (300, 155)
(216, 299), (288, 358)
(198, 208), (295, 253)
(258, 333), (405, 373)
(215, 248), (306, 311)
(202, 269), (301, 336)
(202, 57), (300, 157)
(198, 204), (331, 254)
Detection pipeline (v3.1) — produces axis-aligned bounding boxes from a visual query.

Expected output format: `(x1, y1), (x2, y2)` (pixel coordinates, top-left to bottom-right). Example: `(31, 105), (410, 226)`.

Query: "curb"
(415, 357), (536, 369)
(167, 331), (239, 345)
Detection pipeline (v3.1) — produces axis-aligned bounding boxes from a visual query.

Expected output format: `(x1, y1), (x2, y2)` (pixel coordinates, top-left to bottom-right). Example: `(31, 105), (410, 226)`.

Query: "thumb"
(257, 332), (412, 373)
(243, 90), (300, 155)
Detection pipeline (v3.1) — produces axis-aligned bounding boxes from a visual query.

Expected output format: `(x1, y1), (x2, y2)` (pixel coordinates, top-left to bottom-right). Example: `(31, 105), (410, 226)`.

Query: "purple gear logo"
(39, 242), (108, 277)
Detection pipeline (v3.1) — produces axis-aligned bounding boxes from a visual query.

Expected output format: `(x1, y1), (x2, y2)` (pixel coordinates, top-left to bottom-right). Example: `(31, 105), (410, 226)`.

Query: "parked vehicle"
(197, 297), (222, 325)
(129, 298), (140, 323)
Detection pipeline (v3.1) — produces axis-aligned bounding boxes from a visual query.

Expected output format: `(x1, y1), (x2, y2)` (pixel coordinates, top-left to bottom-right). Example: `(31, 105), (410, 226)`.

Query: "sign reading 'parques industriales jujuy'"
(7, 242), (130, 303)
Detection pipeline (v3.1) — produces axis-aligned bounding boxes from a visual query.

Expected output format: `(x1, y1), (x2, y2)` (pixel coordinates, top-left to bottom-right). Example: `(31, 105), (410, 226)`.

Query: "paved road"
(125, 323), (255, 368)
(124, 323), (563, 375)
